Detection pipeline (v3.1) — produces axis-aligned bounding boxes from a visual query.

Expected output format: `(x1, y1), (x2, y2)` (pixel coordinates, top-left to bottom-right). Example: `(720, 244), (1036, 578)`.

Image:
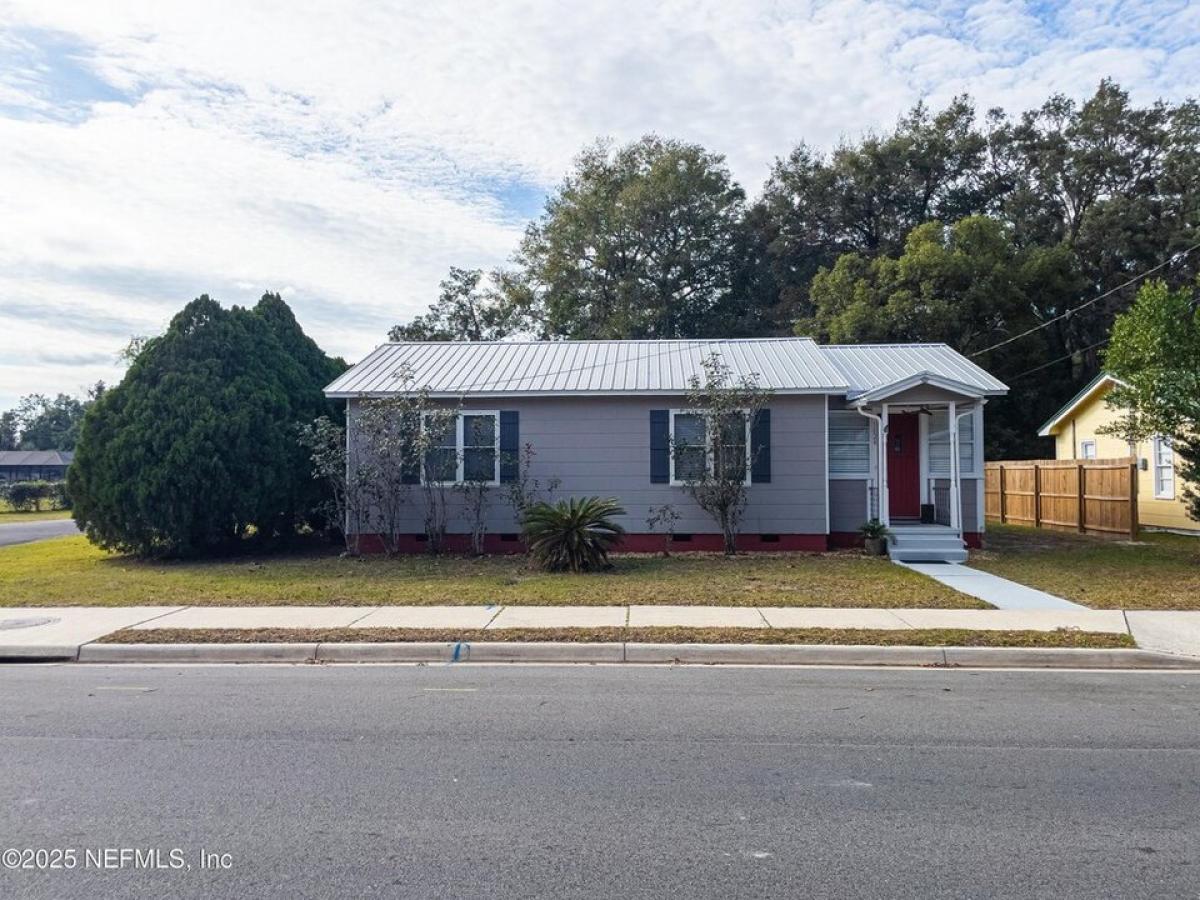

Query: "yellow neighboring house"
(1038, 373), (1197, 533)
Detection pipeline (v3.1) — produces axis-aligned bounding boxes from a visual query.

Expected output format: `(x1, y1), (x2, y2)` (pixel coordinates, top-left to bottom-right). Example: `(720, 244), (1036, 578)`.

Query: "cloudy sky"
(0, 0), (1197, 410)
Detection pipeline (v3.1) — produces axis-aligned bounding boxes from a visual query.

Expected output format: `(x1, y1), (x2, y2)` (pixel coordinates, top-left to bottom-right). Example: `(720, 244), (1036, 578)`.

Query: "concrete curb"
(941, 646), (1199, 669)
(61, 641), (1200, 669)
(623, 642), (946, 666)
(78, 643), (320, 663)
(0, 645), (78, 661)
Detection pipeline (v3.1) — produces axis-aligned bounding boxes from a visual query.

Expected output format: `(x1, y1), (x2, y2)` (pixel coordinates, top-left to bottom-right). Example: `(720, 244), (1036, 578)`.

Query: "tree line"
(0, 387), (103, 452)
(391, 80), (1200, 458)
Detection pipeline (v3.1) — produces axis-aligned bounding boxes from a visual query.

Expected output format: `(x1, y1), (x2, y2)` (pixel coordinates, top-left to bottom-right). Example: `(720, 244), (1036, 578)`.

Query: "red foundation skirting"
(351, 532), (829, 554)
(827, 531), (864, 549)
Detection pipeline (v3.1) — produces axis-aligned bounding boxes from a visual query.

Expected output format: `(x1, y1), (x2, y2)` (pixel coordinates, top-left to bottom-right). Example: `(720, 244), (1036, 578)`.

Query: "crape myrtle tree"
(69, 293), (345, 557)
(296, 416), (356, 554)
(676, 354), (772, 556)
(1101, 278), (1200, 524)
(347, 369), (459, 555)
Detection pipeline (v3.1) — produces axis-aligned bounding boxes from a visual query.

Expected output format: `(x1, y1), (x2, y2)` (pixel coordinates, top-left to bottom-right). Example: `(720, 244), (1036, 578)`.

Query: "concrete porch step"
(888, 533), (965, 548)
(888, 547), (969, 563)
(886, 525), (968, 563)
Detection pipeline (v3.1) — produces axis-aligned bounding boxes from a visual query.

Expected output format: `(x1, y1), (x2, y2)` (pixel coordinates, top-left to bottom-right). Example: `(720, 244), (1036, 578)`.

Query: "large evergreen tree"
(69, 293), (345, 557)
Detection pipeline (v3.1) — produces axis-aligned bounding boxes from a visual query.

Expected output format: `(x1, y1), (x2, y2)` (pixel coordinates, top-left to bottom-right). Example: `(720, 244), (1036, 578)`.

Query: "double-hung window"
(1153, 435), (1174, 500)
(828, 411), (871, 477)
(928, 410), (976, 476)
(1079, 440), (1097, 460)
(422, 411), (499, 484)
(670, 409), (750, 485)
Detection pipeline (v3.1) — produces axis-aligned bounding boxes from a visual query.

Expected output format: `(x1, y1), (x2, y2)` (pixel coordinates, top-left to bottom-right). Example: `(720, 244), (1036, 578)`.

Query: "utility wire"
(1004, 338), (1111, 383)
(969, 241), (1200, 359)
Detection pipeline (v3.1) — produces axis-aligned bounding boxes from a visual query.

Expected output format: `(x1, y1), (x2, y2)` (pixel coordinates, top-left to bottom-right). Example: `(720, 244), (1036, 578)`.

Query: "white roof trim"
(847, 371), (1000, 404)
(1036, 373), (1129, 437)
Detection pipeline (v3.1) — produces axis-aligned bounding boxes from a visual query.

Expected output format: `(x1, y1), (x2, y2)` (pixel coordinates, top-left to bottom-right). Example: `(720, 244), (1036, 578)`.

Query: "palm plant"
(521, 497), (627, 572)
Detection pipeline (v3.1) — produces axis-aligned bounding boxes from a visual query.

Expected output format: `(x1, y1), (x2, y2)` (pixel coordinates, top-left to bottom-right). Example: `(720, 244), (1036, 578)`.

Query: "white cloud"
(0, 0), (1196, 408)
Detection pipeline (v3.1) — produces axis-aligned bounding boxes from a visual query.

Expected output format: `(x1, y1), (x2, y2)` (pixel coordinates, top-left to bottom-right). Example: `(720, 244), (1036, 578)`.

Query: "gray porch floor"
(896, 562), (1086, 611)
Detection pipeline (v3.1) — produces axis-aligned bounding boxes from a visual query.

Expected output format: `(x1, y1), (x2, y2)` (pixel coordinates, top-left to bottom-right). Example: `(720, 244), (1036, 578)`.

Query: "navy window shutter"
(400, 411), (421, 484)
(650, 410), (670, 483)
(751, 409), (771, 483)
(499, 411), (519, 482)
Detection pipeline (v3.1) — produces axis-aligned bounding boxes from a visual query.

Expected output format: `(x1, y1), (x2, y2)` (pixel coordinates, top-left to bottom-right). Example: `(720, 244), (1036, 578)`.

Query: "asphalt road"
(1, 664), (1198, 900)
(0, 518), (79, 547)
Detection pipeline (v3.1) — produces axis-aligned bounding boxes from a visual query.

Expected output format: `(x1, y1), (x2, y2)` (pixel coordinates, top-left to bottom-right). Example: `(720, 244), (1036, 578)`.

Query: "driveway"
(0, 517), (80, 547)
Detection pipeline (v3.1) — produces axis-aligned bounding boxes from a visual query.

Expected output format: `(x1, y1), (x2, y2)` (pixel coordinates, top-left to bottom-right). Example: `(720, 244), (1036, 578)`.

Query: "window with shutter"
(421, 410), (500, 484)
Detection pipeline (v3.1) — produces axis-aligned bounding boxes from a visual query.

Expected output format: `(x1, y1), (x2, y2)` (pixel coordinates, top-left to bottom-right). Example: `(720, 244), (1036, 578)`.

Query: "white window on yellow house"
(1153, 435), (1175, 500)
(1079, 440), (1097, 459)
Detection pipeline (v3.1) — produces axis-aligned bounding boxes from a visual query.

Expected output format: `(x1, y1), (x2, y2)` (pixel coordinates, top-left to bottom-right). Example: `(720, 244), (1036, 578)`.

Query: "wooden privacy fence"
(985, 458), (1138, 539)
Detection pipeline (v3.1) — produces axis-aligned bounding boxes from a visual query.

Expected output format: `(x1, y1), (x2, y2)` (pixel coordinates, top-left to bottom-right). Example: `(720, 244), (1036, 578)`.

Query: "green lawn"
(0, 535), (980, 608)
(972, 524), (1200, 610)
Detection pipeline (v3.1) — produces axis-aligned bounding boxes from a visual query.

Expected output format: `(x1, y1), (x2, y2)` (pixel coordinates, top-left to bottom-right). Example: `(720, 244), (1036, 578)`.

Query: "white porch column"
(948, 400), (959, 531)
(879, 403), (890, 526)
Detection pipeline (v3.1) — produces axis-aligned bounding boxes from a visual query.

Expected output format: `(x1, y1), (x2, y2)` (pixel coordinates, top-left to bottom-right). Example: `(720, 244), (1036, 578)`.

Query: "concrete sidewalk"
(3, 604), (1191, 659)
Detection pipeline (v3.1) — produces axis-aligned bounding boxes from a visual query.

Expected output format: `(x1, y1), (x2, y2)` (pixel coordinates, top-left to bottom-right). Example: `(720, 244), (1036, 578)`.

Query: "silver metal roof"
(822, 344), (1008, 398)
(324, 339), (1008, 399)
(324, 339), (850, 397)
(0, 450), (74, 466)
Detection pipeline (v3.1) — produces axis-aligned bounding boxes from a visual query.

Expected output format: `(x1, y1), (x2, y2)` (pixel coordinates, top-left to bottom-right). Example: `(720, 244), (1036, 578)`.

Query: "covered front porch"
(846, 372), (989, 561)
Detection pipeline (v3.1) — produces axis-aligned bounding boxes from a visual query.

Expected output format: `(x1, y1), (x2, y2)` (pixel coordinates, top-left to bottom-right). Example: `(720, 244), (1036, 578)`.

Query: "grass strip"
(98, 626), (1135, 649)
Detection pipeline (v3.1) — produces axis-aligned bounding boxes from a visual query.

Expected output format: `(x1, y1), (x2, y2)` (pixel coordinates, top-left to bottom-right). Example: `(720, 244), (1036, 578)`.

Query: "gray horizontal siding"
(828, 480), (868, 532)
(347, 394), (828, 536)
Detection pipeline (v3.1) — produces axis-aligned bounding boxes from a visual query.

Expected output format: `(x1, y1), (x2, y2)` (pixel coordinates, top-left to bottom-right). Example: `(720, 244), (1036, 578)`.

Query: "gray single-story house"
(0, 449), (74, 483)
(323, 338), (1008, 561)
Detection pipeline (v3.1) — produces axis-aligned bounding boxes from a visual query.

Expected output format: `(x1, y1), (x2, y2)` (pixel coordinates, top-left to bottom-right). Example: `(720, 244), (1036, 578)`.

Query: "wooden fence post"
(1128, 461), (1139, 541)
(1033, 464), (1041, 528)
(998, 465), (1007, 524)
(1076, 463), (1086, 533)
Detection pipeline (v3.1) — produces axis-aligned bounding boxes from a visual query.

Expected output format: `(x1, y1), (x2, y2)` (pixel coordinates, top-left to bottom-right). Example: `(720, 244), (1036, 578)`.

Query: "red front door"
(887, 413), (921, 519)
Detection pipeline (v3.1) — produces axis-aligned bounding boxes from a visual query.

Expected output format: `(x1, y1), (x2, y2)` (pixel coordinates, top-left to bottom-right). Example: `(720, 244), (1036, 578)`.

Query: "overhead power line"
(969, 241), (1200, 359)
(1005, 338), (1111, 383)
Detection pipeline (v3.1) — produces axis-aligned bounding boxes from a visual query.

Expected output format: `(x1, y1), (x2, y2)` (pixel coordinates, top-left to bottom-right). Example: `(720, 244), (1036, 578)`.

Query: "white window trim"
(927, 408), (978, 478)
(1079, 439), (1097, 460)
(827, 409), (872, 479)
(668, 408), (752, 487)
(1152, 434), (1175, 500)
(421, 409), (501, 486)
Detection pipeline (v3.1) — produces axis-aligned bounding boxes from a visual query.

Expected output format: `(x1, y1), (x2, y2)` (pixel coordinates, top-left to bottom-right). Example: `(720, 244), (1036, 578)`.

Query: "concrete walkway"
(898, 562), (1086, 611)
(0, 604), (1146, 660)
